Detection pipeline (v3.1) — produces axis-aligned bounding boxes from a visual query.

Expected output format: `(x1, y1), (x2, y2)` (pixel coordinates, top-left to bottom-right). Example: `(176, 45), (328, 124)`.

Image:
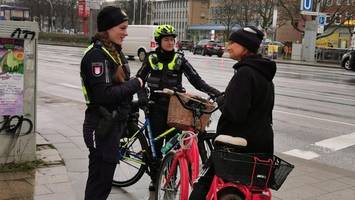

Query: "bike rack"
(0, 20), (39, 164)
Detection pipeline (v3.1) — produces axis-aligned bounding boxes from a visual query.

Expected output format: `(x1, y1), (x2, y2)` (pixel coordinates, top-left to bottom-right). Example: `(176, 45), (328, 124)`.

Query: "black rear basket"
(211, 150), (294, 190)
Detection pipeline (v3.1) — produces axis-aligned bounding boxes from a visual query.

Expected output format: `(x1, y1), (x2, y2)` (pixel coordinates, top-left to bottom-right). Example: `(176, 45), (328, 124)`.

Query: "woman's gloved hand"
(137, 88), (149, 106)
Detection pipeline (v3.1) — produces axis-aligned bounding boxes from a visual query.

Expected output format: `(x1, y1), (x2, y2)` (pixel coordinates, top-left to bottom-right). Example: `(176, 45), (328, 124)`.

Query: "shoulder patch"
(92, 62), (104, 77)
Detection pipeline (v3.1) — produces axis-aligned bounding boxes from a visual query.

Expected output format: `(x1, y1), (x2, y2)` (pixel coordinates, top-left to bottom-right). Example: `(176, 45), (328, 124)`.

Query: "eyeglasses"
(243, 27), (257, 34)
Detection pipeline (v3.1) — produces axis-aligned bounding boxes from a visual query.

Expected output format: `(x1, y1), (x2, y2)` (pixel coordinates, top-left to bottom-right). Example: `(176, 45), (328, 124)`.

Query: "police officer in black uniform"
(136, 24), (221, 190)
(80, 6), (143, 200)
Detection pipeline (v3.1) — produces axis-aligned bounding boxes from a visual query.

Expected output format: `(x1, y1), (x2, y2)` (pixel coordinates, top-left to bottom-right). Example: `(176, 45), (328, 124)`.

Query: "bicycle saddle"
(214, 135), (247, 147)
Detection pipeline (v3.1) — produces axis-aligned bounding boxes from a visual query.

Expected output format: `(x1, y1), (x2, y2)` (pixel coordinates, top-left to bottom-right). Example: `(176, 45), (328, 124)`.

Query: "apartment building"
(151, 0), (209, 41)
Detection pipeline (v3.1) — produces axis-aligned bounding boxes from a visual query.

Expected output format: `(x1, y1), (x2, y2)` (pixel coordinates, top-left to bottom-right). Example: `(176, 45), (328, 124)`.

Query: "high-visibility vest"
(148, 53), (182, 71)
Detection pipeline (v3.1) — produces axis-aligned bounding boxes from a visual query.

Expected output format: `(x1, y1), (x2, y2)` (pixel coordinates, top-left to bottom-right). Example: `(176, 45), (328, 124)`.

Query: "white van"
(123, 25), (158, 62)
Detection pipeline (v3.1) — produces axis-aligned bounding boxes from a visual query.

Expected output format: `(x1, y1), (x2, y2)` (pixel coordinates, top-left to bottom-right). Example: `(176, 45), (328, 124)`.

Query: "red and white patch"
(92, 62), (104, 77)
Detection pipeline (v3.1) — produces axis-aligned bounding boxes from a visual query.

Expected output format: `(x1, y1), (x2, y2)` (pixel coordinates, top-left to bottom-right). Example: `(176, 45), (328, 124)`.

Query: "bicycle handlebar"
(155, 88), (219, 115)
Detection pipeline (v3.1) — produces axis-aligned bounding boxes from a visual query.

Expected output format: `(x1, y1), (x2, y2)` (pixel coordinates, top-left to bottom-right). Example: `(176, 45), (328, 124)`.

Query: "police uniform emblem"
(92, 62), (104, 77)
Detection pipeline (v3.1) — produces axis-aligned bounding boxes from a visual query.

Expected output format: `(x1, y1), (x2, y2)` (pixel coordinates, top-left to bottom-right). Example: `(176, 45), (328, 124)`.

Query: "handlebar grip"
(163, 88), (174, 95)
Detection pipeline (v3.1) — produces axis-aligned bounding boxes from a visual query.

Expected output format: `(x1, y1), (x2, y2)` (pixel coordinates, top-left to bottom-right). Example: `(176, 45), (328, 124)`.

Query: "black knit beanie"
(97, 6), (128, 32)
(229, 26), (264, 53)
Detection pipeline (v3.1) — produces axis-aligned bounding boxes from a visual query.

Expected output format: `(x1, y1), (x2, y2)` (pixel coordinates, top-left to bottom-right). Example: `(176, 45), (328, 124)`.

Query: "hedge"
(38, 32), (91, 46)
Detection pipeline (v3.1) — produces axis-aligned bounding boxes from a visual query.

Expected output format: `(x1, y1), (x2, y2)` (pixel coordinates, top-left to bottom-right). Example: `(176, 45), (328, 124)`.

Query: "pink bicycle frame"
(206, 176), (272, 200)
(162, 132), (201, 200)
(206, 156), (273, 200)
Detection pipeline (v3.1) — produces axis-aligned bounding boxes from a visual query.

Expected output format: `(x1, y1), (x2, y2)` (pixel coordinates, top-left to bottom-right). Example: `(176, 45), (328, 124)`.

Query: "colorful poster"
(0, 38), (25, 115)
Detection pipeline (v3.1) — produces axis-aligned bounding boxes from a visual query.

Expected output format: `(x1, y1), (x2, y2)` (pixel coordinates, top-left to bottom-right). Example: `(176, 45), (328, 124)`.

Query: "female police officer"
(80, 6), (143, 200)
(136, 24), (221, 190)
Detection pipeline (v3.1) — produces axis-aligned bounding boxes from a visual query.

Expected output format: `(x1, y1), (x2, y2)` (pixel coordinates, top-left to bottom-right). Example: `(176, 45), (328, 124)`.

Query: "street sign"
(319, 15), (326, 25)
(301, 0), (313, 11)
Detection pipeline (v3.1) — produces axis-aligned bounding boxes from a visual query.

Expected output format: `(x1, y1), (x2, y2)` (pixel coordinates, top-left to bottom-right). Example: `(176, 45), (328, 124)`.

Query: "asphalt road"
(37, 44), (355, 198)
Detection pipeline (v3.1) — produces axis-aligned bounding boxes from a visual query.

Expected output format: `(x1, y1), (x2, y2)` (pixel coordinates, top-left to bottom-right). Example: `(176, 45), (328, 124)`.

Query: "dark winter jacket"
(216, 54), (276, 154)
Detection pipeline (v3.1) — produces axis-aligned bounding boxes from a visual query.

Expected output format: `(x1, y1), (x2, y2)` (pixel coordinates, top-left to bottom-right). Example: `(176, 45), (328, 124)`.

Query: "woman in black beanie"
(80, 6), (143, 200)
(189, 26), (276, 199)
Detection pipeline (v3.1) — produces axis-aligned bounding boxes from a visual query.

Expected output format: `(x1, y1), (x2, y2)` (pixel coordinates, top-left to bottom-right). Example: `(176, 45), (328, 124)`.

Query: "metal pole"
(139, 0), (142, 24)
(133, 0), (136, 25)
(45, 0), (53, 32)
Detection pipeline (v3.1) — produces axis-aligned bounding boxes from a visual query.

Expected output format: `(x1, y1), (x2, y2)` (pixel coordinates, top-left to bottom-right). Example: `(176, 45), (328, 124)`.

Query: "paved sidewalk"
(0, 134), (76, 200)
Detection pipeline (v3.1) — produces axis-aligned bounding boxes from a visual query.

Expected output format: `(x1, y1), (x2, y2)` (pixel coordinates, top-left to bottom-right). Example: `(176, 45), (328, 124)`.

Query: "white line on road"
(283, 149), (320, 160)
(59, 83), (81, 90)
(314, 132), (355, 151)
(274, 110), (355, 127)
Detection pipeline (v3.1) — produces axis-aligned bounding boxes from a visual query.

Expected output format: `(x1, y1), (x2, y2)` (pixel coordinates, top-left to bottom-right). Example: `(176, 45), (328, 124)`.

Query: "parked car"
(341, 48), (355, 71)
(193, 39), (224, 57)
(122, 25), (158, 62)
(177, 40), (194, 51)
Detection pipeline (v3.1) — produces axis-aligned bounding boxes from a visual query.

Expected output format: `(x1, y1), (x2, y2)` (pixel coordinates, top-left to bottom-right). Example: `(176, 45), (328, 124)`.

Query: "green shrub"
(38, 32), (91, 45)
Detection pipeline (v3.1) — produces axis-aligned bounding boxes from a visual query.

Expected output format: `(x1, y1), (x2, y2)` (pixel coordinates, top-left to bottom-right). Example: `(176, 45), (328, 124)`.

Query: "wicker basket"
(167, 94), (215, 131)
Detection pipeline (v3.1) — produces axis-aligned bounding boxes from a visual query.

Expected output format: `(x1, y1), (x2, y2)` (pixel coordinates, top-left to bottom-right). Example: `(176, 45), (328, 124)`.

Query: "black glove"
(208, 90), (222, 101)
(137, 88), (149, 106)
(215, 93), (225, 107)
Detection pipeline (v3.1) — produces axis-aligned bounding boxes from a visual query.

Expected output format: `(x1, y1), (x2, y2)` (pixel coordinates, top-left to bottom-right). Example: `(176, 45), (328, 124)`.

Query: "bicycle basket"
(212, 150), (274, 188)
(167, 94), (214, 131)
(212, 150), (294, 190)
(269, 155), (294, 190)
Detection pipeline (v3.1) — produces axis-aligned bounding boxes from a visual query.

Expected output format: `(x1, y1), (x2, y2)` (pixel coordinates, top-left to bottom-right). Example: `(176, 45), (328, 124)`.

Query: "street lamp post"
(45, 0), (53, 32)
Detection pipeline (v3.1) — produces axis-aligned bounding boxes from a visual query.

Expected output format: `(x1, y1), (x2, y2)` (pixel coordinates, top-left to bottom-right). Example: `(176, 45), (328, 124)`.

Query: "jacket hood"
(234, 54), (276, 81)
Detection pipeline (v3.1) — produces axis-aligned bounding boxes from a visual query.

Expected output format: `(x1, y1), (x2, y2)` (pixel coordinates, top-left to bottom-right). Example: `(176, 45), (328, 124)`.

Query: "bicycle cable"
(178, 130), (197, 149)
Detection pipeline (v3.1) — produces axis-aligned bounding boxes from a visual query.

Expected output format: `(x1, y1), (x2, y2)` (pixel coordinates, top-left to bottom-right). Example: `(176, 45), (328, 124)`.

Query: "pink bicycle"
(155, 89), (218, 200)
(206, 135), (294, 200)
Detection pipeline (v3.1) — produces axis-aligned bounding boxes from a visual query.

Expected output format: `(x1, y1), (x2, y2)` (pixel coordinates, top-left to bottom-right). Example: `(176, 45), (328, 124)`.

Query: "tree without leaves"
(209, 0), (240, 41)
(278, 0), (355, 40)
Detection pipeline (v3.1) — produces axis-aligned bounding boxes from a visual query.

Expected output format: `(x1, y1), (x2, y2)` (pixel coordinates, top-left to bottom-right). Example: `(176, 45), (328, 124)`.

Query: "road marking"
(59, 83), (81, 90)
(277, 89), (355, 103)
(274, 110), (355, 127)
(283, 149), (319, 160)
(314, 132), (355, 151)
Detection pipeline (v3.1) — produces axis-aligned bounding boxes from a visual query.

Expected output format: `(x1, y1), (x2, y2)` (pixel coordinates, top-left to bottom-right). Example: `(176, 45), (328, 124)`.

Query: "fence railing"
(316, 48), (348, 64)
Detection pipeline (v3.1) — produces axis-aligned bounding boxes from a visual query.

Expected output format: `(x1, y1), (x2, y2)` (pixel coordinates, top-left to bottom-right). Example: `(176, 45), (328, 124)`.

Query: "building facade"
(151, 0), (188, 41)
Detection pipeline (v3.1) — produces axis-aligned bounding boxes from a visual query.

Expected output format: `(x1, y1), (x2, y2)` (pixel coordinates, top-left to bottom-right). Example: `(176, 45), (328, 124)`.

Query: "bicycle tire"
(156, 151), (189, 200)
(112, 123), (149, 187)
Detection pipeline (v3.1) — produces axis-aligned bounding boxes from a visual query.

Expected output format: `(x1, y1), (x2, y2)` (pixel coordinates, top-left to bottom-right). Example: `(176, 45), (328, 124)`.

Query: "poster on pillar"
(0, 38), (24, 115)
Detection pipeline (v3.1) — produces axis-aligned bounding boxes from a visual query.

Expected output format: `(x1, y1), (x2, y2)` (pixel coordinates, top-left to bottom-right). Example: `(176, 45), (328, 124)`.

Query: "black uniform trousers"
(84, 115), (126, 200)
(189, 159), (214, 200)
(147, 100), (176, 182)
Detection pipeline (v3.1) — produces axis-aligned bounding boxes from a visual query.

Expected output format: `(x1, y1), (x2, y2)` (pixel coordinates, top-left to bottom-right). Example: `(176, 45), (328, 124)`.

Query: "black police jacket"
(216, 54), (276, 154)
(80, 42), (141, 112)
(80, 41), (141, 155)
(136, 50), (220, 102)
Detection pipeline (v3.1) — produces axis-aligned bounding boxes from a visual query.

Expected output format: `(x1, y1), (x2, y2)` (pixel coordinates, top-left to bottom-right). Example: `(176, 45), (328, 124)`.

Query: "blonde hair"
(94, 32), (126, 82)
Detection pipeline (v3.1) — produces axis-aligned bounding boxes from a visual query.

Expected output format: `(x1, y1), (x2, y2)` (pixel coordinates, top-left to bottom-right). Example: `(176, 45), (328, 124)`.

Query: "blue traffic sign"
(319, 16), (325, 25)
(302, 0), (313, 11)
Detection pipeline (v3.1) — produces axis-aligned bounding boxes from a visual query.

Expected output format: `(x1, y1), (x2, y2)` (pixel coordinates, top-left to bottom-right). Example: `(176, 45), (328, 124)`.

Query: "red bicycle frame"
(206, 176), (272, 200)
(162, 131), (200, 200)
(206, 156), (273, 200)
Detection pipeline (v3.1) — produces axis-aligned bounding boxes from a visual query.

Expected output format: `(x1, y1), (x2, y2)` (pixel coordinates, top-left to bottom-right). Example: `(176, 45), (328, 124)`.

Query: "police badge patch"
(92, 62), (104, 77)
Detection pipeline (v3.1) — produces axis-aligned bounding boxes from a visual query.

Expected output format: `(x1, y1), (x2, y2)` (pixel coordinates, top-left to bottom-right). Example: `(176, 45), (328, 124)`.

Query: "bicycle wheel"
(217, 187), (243, 200)
(156, 151), (189, 200)
(112, 124), (149, 187)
